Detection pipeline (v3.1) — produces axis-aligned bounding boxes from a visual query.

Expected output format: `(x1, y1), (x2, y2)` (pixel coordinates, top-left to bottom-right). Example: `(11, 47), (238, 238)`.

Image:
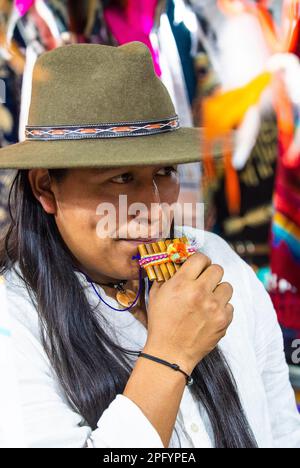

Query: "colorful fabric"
(273, 213), (300, 264)
(0, 43), (22, 231)
(270, 144), (300, 340)
(269, 9), (300, 352)
(206, 115), (278, 270)
(103, 0), (161, 76)
(15, 0), (35, 17)
(166, 0), (198, 105)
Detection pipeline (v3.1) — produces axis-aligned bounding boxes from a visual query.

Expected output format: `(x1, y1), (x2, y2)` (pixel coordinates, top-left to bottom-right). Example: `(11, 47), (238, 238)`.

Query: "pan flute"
(138, 237), (197, 282)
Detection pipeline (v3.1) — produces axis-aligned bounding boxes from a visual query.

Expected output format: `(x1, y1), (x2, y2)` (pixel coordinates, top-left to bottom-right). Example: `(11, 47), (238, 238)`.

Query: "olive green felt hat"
(0, 41), (206, 169)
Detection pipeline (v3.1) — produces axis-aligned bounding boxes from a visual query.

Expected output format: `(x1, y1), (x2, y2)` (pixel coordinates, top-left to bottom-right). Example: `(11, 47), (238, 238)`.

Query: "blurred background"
(0, 0), (299, 406)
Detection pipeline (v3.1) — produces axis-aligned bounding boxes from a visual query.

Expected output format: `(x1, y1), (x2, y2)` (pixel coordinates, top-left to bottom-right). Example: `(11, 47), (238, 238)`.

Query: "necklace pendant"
(116, 288), (138, 308)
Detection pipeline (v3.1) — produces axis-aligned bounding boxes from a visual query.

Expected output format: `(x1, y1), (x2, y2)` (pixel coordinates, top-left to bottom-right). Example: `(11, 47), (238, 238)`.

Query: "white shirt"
(1, 227), (300, 448)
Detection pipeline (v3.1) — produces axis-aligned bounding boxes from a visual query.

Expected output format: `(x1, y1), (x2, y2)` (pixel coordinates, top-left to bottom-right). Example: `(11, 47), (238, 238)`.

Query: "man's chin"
(125, 261), (149, 282)
(109, 259), (143, 282)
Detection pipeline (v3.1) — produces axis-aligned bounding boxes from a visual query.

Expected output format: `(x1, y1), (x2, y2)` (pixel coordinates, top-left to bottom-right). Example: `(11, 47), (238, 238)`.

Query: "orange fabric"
(289, 18), (300, 53)
(249, 1), (300, 53)
(202, 73), (272, 138)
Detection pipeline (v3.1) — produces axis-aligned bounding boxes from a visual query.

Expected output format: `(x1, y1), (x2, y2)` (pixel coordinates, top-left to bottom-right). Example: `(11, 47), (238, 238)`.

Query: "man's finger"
(176, 253), (212, 281)
(213, 282), (234, 306)
(197, 264), (225, 292)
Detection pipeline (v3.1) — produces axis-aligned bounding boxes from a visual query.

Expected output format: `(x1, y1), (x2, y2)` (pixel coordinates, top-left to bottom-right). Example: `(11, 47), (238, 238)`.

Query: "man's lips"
(118, 238), (161, 245)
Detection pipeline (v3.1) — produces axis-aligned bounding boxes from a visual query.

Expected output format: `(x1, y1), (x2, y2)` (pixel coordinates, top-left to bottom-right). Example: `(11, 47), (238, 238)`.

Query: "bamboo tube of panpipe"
(138, 244), (157, 281)
(152, 242), (171, 281)
(165, 239), (180, 271)
(145, 243), (165, 282)
(157, 240), (176, 278)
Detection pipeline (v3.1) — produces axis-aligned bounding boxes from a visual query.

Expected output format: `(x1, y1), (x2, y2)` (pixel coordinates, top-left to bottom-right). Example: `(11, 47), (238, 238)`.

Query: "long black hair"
(0, 169), (257, 448)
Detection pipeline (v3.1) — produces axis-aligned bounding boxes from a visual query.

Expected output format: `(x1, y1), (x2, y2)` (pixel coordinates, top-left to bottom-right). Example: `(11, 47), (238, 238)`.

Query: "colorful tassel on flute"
(138, 238), (197, 282)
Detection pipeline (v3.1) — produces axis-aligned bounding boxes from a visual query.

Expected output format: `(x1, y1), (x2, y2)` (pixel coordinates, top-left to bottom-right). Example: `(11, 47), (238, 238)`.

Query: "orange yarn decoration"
(167, 240), (189, 264)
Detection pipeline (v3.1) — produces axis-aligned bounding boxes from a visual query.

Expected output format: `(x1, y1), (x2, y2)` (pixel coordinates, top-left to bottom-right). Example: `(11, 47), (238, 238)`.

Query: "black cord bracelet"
(137, 352), (194, 386)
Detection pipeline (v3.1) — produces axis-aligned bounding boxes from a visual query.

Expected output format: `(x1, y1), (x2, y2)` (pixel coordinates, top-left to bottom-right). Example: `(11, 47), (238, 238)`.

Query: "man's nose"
(133, 180), (164, 225)
(134, 178), (161, 206)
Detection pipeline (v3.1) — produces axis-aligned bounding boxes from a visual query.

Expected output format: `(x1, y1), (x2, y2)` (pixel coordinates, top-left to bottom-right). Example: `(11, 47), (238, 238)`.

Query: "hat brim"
(0, 127), (220, 169)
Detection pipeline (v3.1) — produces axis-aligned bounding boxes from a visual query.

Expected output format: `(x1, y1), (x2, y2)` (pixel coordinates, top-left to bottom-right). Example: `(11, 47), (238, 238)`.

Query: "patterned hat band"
(25, 116), (180, 141)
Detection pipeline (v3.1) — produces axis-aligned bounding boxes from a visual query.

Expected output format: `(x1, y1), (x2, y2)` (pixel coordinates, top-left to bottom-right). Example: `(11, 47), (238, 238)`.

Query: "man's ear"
(28, 169), (57, 215)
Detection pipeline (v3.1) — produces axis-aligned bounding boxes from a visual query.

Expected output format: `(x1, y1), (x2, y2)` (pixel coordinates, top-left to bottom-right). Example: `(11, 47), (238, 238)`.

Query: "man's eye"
(110, 173), (134, 184)
(156, 167), (178, 176)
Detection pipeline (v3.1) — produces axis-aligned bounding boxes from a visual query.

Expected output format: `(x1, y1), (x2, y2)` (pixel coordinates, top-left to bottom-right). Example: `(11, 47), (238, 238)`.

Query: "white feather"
(233, 106), (261, 170)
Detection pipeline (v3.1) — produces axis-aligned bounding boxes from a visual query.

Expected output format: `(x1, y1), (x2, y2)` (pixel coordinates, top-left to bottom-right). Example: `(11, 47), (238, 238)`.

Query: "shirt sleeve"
(7, 294), (164, 448)
(243, 261), (300, 448)
(91, 394), (164, 448)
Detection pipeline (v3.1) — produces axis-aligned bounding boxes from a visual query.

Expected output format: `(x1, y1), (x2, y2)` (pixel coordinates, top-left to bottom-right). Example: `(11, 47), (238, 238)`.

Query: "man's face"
(35, 165), (180, 283)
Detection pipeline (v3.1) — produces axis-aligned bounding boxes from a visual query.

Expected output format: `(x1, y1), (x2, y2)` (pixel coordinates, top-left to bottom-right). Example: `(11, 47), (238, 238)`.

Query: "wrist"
(142, 342), (195, 376)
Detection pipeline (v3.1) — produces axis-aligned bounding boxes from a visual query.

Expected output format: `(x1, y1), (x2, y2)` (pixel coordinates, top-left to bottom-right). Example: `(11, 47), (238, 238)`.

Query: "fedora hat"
(0, 41), (204, 169)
